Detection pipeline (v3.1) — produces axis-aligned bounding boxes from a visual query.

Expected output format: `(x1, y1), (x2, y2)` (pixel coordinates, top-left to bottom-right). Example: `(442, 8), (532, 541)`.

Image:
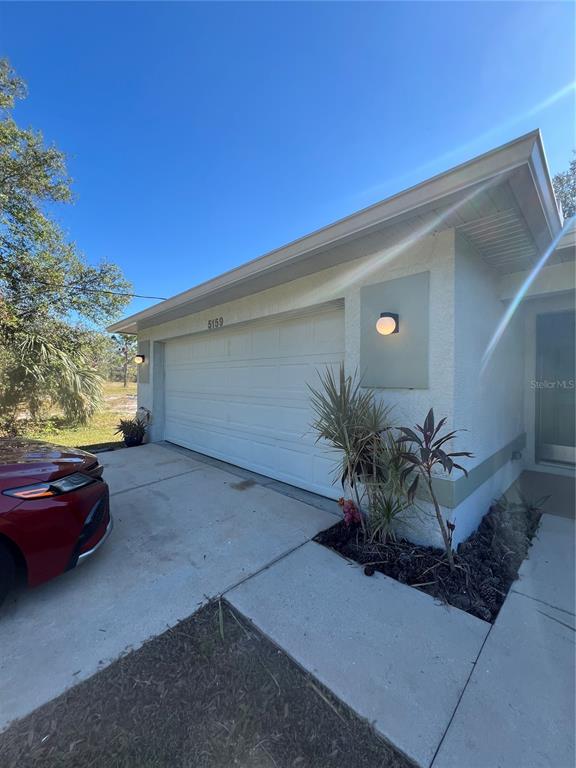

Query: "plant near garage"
(396, 409), (473, 570)
(365, 433), (412, 544)
(115, 409), (150, 447)
(309, 365), (408, 537)
(315, 405), (543, 623)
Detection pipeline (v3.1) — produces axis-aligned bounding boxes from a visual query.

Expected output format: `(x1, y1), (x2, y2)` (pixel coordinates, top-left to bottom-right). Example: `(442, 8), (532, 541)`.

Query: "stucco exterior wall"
(449, 232), (526, 542)
(454, 232), (525, 462)
(138, 228), (456, 436)
(347, 230), (455, 427)
(136, 226), (538, 547)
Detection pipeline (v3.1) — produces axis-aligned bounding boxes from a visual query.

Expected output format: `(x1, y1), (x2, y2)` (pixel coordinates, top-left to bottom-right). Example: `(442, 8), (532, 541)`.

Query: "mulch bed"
(0, 601), (414, 768)
(315, 499), (542, 623)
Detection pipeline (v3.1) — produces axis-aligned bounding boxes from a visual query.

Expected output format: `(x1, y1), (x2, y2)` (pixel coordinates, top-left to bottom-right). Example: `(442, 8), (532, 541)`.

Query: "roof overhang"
(109, 130), (562, 335)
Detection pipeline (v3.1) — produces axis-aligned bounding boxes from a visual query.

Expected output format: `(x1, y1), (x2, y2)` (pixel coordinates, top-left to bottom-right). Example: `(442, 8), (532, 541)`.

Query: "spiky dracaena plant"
(397, 409), (473, 570)
(365, 432), (412, 543)
(309, 365), (395, 532)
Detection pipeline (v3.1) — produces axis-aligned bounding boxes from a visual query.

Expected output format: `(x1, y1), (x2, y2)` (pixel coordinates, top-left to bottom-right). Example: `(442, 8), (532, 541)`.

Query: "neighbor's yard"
(31, 381), (137, 452)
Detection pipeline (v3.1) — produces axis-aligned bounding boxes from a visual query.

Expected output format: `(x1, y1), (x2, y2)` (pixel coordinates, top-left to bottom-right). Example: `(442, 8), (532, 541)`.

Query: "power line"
(68, 286), (168, 301)
(2, 276), (168, 301)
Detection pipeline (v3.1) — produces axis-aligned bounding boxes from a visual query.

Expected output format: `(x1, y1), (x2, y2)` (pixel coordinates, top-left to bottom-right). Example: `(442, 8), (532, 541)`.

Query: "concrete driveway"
(0, 443), (336, 731)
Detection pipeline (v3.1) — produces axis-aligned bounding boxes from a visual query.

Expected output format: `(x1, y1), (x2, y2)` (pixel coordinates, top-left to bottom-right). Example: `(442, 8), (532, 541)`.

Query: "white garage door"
(164, 304), (344, 498)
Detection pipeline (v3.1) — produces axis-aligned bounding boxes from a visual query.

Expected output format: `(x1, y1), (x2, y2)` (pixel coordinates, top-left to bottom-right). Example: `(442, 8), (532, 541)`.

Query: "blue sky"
(1, 1), (574, 321)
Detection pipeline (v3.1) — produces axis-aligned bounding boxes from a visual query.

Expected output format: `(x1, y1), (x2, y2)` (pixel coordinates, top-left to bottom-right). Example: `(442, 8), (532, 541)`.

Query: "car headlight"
(3, 473), (96, 499)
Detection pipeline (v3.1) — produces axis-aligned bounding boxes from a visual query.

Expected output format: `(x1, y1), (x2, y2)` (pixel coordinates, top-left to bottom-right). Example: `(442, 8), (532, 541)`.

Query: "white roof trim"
(109, 130), (562, 334)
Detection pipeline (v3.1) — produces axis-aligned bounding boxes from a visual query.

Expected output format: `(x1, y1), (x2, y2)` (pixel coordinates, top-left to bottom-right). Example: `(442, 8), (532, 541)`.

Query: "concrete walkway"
(432, 512), (575, 768)
(228, 542), (490, 768)
(0, 443), (336, 731)
(228, 510), (575, 768)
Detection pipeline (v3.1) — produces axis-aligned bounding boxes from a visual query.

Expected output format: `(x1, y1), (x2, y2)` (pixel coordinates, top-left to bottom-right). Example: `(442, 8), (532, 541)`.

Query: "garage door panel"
(251, 326), (278, 352)
(278, 322), (311, 351)
(166, 402), (314, 445)
(164, 307), (344, 497)
(313, 311), (343, 344)
(227, 333), (252, 357)
(164, 408), (335, 465)
(165, 386), (313, 416)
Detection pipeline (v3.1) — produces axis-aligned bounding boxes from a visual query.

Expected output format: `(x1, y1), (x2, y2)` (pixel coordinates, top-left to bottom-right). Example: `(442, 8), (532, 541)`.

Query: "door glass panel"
(536, 310), (576, 466)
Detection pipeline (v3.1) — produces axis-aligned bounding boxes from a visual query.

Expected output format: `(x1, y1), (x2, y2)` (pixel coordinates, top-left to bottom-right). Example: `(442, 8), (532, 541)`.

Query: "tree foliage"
(552, 153), (576, 219)
(1, 323), (104, 425)
(105, 334), (138, 384)
(0, 59), (132, 433)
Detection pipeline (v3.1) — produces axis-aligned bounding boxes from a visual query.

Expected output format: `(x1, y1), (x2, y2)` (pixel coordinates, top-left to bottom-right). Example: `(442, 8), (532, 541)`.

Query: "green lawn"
(32, 381), (137, 452)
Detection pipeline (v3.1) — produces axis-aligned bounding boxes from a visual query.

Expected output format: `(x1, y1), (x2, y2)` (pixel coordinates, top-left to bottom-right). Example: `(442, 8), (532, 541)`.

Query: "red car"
(0, 438), (112, 604)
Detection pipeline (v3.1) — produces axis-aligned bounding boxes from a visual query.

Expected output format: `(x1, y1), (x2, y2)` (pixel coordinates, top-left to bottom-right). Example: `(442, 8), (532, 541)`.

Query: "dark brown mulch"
(0, 601), (413, 768)
(315, 499), (542, 623)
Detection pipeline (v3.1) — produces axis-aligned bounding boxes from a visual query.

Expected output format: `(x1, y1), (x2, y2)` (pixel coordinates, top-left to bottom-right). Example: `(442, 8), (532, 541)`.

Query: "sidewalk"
(432, 512), (575, 768)
(228, 541), (490, 768)
(227, 512), (575, 768)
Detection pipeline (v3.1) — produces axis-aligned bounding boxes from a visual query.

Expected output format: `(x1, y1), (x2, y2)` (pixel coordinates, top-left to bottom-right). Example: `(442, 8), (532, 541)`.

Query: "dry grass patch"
(0, 601), (414, 768)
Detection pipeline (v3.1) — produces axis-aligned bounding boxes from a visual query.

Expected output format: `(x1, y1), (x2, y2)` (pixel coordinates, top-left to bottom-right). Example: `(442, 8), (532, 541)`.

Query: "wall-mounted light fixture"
(134, 354), (146, 365)
(376, 312), (399, 336)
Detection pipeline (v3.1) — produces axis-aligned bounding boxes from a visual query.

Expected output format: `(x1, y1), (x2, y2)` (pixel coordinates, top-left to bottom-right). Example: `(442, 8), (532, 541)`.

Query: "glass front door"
(535, 310), (576, 466)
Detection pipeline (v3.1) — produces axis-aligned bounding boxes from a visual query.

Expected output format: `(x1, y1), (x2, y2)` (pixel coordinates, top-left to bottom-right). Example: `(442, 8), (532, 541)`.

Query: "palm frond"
(10, 328), (103, 424)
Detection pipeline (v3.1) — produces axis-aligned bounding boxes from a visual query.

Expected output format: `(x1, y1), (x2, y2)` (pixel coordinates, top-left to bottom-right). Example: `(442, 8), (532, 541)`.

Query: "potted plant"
(115, 411), (149, 447)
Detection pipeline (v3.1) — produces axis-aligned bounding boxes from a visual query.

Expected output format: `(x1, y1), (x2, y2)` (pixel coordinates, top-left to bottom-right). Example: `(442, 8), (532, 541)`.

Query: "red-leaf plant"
(397, 409), (473, 571)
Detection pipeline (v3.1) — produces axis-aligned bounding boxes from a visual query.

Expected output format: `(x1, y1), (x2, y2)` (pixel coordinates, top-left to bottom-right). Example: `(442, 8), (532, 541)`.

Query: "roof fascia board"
(507, 135), (563, 257)
(109, 131), (546, 334)
(529, 132), (564, 232)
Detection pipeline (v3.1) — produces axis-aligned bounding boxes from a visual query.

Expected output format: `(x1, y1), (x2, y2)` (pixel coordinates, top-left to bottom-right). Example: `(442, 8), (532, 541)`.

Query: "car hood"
(0, 438), (98, 486)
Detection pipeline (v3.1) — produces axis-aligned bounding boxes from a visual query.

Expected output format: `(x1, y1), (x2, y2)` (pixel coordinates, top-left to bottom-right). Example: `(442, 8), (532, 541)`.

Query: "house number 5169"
(208, 317), (224, 329)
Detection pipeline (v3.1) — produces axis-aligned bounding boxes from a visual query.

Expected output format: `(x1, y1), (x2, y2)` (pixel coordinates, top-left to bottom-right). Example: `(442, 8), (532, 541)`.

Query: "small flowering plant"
(338, 497), (362, 527)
